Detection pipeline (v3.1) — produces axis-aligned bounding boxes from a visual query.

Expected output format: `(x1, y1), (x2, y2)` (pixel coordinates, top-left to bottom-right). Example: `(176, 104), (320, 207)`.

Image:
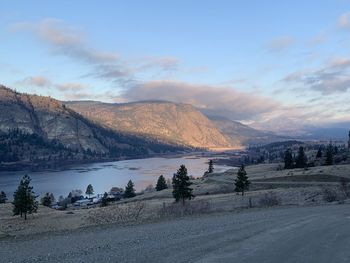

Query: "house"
(109, 187), (124, 199)
(74, 199), (92, 207)
(51, 204), (63, 210)
(92, 196), (102, 204)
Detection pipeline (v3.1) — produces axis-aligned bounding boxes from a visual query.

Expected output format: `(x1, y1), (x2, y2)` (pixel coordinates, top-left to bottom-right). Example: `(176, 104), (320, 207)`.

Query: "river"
(0, 155), (234, 199)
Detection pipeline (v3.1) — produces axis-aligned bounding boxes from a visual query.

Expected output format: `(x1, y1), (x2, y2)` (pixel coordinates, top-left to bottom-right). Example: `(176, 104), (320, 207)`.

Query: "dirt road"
(1, 204), (350, 263)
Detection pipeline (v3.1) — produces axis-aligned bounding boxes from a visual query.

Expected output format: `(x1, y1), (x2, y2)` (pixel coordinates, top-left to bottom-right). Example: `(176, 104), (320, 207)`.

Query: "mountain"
(295, 125), (349, 141)
(0, 85), (294, 171)
(66, 100), (233, 149)
(208, 116), (288, 146)
(0, 86), (186, 169)
(0, 86), (105, 152)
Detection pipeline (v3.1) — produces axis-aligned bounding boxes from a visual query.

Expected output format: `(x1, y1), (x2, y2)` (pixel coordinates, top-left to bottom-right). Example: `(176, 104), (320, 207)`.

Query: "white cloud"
(11, 19), (118, 64)
(337, 12), (350, 30)
(266, 36), (294, 52)
(55, 82), (87, 91)
(308, 32), (328, 46)
(121, 80), (280, 121)
(10, 19), (182, 86)
(19, 76), (52, 87)
(283, 56), (350, 94)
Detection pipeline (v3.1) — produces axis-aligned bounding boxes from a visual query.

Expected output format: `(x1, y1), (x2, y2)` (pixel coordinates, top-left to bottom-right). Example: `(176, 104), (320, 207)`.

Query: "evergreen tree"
(316, 147), (323, 158)
(326, 144), (334, 166)
(172, 165), (194, 205)
(0, 191), (7, 204)
(284, 149), (294, 169)
(156, 175), (168, 191)
(234, 165), (250, 196)
(40, 192), (55, 207)
(85, 184), (94, 198)
(12, 175), (38, 220)
(334, 146), (339, 155)
(208, 160), (214, 173)
(124, 180), (136, 198)
(101, 192), (108, 207)
(295, 146), (307, 168)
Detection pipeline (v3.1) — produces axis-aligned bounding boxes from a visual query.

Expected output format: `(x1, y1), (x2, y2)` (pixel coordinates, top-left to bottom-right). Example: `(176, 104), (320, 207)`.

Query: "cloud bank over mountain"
(121, 80), (279, 121)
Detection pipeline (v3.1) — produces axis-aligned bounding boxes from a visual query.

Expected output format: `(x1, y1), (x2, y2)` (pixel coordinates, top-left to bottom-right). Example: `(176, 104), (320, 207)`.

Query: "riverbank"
(0, 154), (235, 201)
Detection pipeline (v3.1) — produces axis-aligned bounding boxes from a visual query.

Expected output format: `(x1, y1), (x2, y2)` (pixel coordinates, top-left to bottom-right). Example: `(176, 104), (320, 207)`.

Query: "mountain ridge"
(66, 100), (234, 149)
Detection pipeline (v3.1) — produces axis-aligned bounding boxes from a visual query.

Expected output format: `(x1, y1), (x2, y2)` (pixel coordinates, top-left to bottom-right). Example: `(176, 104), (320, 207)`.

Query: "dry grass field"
(1, 163), (350, 239)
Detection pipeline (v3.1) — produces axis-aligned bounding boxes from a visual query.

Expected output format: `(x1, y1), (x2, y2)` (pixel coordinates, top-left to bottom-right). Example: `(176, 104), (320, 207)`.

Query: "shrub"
(321, 187), (339, 202)
(339, 178), (350, 198)
(88, 201), (146, 224)
(120, 201), (145, 221)
(40, 192), (55, 207)
(159, 200), (210, 217)
(258, 192), (281, 207)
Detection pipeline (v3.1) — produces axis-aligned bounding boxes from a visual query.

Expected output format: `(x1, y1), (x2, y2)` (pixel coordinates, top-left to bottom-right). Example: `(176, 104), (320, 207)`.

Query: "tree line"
(284, 143), (342, 169)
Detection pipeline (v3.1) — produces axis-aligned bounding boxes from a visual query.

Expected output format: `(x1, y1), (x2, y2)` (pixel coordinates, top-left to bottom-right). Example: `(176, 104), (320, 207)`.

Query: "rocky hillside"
(67, 101), (233, 149)
(208, 116), (288, 146)
(0, 86), (106, 152)
(0, 86), (186, 169)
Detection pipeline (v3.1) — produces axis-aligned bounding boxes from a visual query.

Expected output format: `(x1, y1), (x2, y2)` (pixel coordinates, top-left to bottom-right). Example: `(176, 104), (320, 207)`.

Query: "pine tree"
(334, 146), (339, 155)
(124, 180), (136, 198)
(0, 191), (7, 204)
(316, 147), (323, 158)
(156, 175), (168, 191)
(295, 146), (307, 168)
(85, 184), (94, 198)
(326, 144), (334, 166)
(101, 192), (108, 207)
(172, 165), (194, 205)
(40, 192), (55, 207)
(234, 165), (250, 196)
(284, 149), (294, 169)
(208, 160), (214, 173)
(12, 175), (38, 220)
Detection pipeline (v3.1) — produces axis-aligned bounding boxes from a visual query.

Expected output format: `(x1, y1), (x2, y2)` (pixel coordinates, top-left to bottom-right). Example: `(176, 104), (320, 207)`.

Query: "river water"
(0, 156), (234, 199)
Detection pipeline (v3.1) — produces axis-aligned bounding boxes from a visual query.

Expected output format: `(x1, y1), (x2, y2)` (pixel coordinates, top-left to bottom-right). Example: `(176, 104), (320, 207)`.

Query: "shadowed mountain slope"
(208, 115), (288, 146)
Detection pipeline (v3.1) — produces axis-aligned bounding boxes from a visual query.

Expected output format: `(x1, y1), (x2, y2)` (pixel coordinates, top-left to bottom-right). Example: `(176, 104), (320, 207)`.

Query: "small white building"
(74, 199), (91, 207)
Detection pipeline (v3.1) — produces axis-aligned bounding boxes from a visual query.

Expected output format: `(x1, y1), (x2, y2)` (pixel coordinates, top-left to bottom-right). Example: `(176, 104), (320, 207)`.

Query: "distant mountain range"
(207, 115), (288, 145)
(3, 84), (344, 169)
(295, 125), (349, 141)
(66, 100), (287, 148)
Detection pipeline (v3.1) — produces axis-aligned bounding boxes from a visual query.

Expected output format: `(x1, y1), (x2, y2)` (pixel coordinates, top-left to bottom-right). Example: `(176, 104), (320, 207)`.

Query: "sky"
(1, 0), (350, 132)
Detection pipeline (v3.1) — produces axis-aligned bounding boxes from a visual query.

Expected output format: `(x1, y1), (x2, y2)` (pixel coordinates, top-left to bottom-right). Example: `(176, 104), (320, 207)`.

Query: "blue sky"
(1, 0), (350, 131)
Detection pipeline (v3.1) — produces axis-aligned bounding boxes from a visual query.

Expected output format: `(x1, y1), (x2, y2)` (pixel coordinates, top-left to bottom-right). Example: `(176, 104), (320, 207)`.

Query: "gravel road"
(1, 204), (350, 263)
